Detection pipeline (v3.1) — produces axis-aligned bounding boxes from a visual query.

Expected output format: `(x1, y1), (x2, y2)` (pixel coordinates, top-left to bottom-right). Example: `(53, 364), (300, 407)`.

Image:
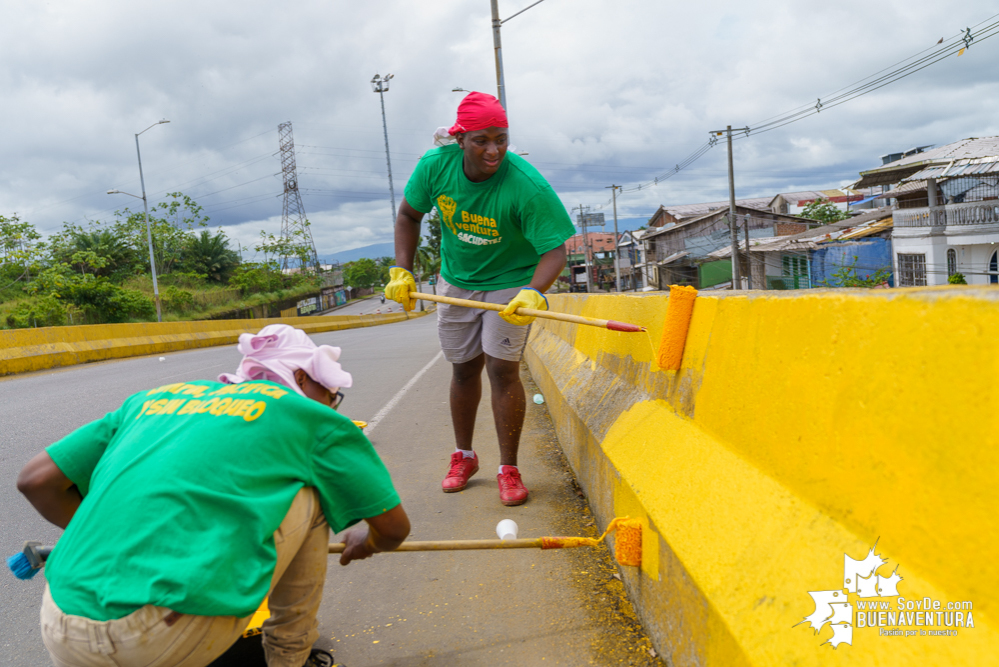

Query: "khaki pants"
(41, 487), (330, 667)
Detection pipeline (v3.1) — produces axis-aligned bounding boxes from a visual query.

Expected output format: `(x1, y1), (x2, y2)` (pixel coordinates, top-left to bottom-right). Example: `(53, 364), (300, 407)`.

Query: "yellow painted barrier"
(0, 311), (428, 377)
(525, 286), (998, 666)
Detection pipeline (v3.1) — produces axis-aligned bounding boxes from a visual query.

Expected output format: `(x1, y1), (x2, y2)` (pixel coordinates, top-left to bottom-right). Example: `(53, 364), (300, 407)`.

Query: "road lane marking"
(364, 350), (444, 436)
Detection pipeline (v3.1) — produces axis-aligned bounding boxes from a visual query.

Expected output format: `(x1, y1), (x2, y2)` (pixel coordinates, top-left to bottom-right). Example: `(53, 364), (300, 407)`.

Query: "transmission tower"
(278, 121), (319, 272)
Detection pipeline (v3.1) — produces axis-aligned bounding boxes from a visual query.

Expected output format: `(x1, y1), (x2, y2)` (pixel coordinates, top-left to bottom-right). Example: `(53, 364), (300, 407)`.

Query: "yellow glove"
(499, 288), (548, 326)
(385, 266), (417, 311)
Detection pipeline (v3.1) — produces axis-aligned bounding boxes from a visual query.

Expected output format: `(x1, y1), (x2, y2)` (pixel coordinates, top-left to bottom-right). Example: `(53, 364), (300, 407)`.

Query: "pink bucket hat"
(218, 324), (352, 397)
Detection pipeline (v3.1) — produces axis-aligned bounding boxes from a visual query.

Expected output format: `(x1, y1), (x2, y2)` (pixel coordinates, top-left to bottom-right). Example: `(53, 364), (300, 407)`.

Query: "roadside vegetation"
(0, 194), (325, 329)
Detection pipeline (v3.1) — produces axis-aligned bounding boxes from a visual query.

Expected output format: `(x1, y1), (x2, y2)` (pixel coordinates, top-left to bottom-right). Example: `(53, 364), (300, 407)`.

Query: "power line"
(598, 13), (999, 200)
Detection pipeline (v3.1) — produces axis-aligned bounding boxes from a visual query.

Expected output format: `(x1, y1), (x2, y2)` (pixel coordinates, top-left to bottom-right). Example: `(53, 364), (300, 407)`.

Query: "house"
(707, 207), (894, 289)
(853, 136), (999, 286)
(767, 189), (865, 216)
(639, 204), (815, 290)
(646, 197), (772, 228)
(562, 231), (618, 291)
(616, 230), (645, 291)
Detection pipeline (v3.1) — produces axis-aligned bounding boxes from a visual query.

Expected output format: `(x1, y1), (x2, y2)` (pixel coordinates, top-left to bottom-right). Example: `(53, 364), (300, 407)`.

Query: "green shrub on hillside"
(5, 294), (69, 328)
(163, 286), (195, 313)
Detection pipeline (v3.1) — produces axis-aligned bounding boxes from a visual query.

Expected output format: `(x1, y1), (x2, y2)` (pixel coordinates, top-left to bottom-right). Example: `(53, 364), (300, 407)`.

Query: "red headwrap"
(448, 92), (508, 136)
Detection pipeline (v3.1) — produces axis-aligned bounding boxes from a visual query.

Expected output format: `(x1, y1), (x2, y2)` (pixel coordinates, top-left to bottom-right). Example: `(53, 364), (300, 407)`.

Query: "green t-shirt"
(44, 380), (400, 621)
(404, 144), (575, 290)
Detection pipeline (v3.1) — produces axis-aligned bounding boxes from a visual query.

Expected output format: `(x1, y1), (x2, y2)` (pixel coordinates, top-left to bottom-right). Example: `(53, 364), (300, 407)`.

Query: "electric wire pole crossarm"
(708, 126), (750, 290)
(107, 118), (170, 322)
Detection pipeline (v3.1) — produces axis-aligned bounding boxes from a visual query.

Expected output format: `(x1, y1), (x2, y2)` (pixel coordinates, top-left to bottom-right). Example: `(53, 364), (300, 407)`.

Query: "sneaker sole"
(500, 494), (528, 506)
(442, 466), (478, 493)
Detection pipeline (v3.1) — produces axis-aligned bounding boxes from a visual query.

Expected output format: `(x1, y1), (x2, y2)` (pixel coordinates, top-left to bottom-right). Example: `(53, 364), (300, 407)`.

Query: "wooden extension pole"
(410, 291), (645, 333)
(329, 539), (545, 554)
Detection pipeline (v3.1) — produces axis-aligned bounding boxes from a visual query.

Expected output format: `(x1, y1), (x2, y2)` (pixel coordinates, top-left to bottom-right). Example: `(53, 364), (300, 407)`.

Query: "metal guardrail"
(894, 201), (999, 227)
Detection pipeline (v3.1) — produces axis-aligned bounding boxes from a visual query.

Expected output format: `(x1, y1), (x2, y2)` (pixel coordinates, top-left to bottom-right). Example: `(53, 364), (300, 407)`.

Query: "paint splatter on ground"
(523, 366), (664, 666)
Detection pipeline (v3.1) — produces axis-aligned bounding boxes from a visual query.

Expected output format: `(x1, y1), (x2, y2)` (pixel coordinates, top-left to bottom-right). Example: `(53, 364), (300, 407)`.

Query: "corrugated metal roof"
(881, 180), (927, 198)
(705, 208), (894, 257)
(857, 136), (999, 187)
(838, 218), (893, 240)
(658, 197), (772, 220)
(658, 251), (689, 265)
(905, 160), (999, 181)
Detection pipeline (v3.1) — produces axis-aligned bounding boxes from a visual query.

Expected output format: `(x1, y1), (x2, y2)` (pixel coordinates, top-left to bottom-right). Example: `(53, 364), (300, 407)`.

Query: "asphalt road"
(321, 294), (433, 318)
(1, 313), (660, 666)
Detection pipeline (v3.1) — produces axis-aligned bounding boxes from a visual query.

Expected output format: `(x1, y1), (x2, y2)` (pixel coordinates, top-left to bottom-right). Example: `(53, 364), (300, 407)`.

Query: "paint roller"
(410, 285), (698, 370)
(328, 516), (644, 568)
(7, 519), (643, 583)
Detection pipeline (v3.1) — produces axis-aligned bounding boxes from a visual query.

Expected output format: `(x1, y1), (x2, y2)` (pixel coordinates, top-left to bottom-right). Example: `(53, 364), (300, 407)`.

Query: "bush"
(162, 286), (195, 313)
(229, 263), (284, 295)
(64, 279), (155, 323)
(5, 295), (69, 328)
(948, 272), (967, 285)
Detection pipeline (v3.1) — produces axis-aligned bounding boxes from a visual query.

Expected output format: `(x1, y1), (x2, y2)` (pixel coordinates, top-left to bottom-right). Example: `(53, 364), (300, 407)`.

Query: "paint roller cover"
(614, 519), (643, 567)
(657, 285), (698, 370)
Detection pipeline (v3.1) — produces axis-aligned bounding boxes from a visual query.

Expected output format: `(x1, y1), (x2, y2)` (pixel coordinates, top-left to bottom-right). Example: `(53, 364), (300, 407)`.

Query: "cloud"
(1, 0), (997, 255)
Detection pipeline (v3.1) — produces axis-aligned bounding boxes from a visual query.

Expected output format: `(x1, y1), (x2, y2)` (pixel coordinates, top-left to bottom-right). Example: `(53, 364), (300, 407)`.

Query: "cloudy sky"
(2, 0), (998, 260)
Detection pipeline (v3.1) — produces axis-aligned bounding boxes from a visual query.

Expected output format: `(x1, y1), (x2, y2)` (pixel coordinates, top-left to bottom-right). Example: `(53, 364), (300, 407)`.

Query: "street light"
(108, 118), (170, 321)
(371, 73), (397, 224)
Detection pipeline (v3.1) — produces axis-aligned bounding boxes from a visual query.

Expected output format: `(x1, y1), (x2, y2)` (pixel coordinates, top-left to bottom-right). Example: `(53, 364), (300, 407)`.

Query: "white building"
(854, 136), (999, 286)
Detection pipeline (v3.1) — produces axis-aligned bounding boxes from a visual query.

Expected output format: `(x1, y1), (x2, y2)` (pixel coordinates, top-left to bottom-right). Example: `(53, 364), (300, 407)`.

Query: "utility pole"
(573, 204), (593, 293)
(490, 0), (507, 110)
(107, 119), (169, 322)
(709, 125), (749, 290)
(606, 185), (622, 292)
(371, 73), (397, 223)
(743, 215), (753, 289)
(489, 0), (548, 112)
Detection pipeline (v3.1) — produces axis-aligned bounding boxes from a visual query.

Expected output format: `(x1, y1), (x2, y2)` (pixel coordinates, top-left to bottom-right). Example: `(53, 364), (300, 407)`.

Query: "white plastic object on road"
(533, 394), (544, 404)
(496, 519), (519, 541)
(158, 357), (166, 362)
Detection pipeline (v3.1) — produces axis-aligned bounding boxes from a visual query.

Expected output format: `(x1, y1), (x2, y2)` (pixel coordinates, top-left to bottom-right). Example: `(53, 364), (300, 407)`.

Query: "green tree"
(25, 263), (154, 324)
(0, 215), (45, 283)
(112, 192), (212, 276)
(343, 258), (381, 289)
(182, 230), (239, 282)
(413, 236), (439, 284)
(255, 223), (318, 274)
(229, 262), (285, 295)
(47, 226), (139, 279)
(425, 208), (442, 265)
(800, 199), (850, 225)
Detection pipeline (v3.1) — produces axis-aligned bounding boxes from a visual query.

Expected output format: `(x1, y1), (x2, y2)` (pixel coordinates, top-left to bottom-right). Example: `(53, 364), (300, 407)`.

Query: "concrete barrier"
(525, 286), (998, 666)
(0, 311), (428, 377)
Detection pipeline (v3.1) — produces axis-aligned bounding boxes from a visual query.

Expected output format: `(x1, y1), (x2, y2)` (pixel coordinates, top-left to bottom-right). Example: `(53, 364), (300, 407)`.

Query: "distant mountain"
(320, 242), (394, 264)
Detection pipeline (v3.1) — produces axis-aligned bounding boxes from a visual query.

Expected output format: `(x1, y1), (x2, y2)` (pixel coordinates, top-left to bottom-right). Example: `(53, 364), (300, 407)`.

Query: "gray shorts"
(436, 276), (532, 364)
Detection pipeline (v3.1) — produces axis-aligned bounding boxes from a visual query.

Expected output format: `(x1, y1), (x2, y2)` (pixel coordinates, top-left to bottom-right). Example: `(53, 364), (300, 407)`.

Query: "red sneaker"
(442, 451), (479, 492)
(497, 466), (529, 506)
